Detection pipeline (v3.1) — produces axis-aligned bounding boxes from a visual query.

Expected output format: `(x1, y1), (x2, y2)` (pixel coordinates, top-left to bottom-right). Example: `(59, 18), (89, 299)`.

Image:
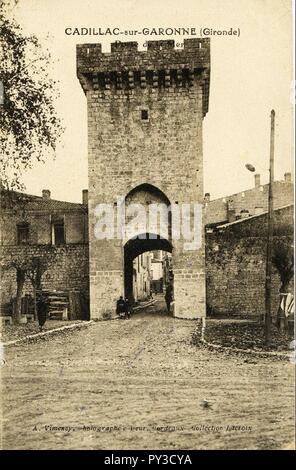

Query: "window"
(141, 109), (149, 121)
(52, 219), (65, 245)
(17, 223), (29, 245)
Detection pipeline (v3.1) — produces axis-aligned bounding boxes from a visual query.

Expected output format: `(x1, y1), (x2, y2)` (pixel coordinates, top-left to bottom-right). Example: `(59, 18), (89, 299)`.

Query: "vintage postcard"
(0, 0), (294, 452)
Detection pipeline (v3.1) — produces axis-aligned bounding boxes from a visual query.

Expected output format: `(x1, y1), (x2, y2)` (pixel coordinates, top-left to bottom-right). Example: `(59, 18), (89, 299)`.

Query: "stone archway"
(124, 233), (173, 301)
(124, 183), (172, 240)
(123, 184), (173, 304)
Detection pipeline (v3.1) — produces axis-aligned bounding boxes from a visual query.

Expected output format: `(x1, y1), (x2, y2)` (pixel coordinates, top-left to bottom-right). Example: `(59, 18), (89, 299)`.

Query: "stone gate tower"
(77, 38), (210, 319)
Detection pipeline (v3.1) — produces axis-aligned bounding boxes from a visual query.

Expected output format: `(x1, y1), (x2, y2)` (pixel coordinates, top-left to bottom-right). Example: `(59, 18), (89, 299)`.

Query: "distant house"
(132, 252), (151, 302)
(150, 250), (164, 293)
(204, 172), (293, 226)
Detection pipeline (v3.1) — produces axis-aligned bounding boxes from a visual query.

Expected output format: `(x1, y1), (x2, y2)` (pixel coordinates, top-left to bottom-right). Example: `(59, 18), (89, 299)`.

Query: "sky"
(9, 0), (294, 203)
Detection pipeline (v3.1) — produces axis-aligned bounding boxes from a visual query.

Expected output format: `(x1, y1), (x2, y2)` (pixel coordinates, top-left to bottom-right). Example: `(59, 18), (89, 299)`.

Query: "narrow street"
(2, 298), (294, 450)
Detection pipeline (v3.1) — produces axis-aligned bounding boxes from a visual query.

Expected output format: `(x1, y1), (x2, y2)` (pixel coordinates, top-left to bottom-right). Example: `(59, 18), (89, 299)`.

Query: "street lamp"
(246, 109), (275, 345)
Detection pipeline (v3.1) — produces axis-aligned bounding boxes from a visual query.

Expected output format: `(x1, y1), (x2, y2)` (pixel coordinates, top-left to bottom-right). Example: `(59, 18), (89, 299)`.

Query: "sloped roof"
(0, 189), (87, 213)
(215, 204), (293, 229)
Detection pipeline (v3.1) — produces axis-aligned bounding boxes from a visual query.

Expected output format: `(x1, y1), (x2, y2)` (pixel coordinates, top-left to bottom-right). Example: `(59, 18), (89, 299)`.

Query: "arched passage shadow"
(124, 233), (173, 302)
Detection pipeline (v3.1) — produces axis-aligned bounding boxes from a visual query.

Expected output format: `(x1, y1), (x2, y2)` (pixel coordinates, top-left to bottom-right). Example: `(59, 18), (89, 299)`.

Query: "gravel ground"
(198, 320), (294, 352)
(1, 320), (83, 343)
(1, 298), (295, 450)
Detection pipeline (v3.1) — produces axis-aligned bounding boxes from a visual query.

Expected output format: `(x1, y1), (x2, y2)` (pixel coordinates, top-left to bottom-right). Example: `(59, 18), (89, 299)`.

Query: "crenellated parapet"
(77, 39), (210, 115)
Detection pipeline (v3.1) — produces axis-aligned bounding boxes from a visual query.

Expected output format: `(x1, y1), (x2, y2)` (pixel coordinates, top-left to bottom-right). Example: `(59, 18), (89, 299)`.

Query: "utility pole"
(265, 109), (275, 345)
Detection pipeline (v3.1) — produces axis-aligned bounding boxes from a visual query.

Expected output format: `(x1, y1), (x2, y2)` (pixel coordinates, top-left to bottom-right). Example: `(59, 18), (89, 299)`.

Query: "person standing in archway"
(124, 297), (132, 319)
(116, 296), (126, 319)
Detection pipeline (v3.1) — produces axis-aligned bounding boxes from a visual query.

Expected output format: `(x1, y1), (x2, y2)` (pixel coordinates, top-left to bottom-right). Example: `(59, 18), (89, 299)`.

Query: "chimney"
(227, 209), (236, 223)
(254, 174), (260, 188)
(42, 189), (51, 200)
(227, 201), (236, 223)
(204, 192), (210, 203)
(284, 172), (291, 183)
(82, 189), (88, 205)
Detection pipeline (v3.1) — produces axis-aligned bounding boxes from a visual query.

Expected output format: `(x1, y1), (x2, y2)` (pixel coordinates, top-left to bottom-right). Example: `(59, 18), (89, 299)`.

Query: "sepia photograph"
(0, 0), (295, 452)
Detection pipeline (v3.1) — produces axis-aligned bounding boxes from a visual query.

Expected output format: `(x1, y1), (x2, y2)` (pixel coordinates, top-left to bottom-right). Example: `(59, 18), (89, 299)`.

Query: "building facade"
(132, 252), (152, 302)
(150, 251), (164, 293)
(0, 189), (89, 319)
(204, 172), (293, 226)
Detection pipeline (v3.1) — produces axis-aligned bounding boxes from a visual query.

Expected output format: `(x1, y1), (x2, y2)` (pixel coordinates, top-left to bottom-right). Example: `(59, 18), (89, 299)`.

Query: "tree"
(26, 256), (51, 320)
(0, 0), (63, 190)
(272, 238), (294, 330)
(14, 263), (26, 324)
(4, 250), (59, 324)
(4, 257), (29, 324)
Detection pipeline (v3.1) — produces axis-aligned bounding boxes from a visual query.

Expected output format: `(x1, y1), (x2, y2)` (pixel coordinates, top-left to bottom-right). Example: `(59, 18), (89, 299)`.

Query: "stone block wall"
(205, 206), (294, 318)
(77, 39), (211, 319)
(0, 190), (90, 315)
(204, 179), (294, 225)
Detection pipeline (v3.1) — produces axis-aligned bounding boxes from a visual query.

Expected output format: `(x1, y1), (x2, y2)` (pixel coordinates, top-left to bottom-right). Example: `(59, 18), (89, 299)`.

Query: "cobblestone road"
(1, 299), (295, 450)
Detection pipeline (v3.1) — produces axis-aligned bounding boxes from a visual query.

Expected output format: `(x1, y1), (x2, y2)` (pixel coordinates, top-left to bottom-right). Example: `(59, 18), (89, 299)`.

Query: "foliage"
(0, 0), (63, 190)
(3, 248), (60, 323)
(4, 248), (60, 283)
(272, 239), (294, 291)
(25, 257), (50, 288)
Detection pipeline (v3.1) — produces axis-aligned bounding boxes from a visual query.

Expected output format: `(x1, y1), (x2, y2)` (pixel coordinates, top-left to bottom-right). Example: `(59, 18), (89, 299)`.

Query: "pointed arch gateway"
(125, 183), (171, 206)
(123, 183), (173, 243)
(123, 184), (173, 303)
